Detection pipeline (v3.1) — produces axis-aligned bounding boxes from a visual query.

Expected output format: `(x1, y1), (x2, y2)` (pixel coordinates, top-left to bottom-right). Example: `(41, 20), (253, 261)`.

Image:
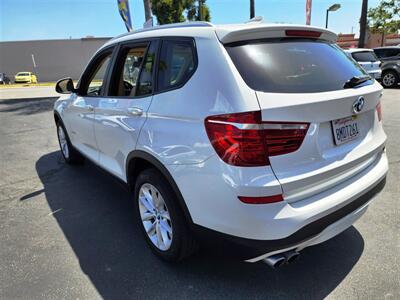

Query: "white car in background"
(53, 22), (388, 268)
(345, 48), (382, 79)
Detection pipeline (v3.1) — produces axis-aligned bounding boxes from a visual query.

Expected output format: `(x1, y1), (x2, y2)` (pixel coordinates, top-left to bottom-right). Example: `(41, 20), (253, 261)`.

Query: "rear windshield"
(226, 39), (371, 93)
(17, 73), (30, 76)
(351, 51), (378, 62)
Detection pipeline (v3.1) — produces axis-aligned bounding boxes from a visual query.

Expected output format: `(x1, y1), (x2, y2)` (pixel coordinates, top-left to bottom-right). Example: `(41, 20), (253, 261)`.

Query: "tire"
(56, 121), (84, 164)
(134, 168), (198, 261)
(381, 70), (399, 88)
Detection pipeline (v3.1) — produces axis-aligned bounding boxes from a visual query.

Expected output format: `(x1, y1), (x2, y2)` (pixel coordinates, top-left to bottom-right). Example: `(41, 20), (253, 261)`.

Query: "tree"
(187, 1), (211, 21)
(151, 0), (210, 25)
(368, 0), (400, 45)
(359, 0), (368, 48)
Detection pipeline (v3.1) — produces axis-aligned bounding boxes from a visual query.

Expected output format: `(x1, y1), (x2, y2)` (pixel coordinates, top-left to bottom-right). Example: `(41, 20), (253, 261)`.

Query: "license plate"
(332, 116), (360, 145)
(373, 73), (381, 79)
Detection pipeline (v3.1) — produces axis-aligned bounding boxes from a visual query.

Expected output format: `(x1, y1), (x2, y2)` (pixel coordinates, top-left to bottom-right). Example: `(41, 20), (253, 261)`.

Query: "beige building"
(0, 37), (110, 82)
(337, 31), (400, 49)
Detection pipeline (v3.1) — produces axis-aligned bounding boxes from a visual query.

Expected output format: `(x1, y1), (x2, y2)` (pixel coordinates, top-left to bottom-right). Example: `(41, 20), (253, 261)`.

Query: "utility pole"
(143, 0), (152, 22)
(199, 0), (203, 21)
(250, 0), (255, 19)
(358, 0), (368, 48)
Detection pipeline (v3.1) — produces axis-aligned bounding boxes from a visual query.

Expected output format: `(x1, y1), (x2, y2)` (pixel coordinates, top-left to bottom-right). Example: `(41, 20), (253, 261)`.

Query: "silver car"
(345, 48), (382, 80)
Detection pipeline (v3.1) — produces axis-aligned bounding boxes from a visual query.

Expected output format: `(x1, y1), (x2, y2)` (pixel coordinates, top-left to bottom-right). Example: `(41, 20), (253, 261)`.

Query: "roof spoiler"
(216, 24), (337, 45)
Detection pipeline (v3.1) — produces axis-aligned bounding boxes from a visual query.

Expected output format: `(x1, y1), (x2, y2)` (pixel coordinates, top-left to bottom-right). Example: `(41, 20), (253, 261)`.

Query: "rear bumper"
(176, 145), (388, 237)
(368, 70), (382, 79)
(194, 176), (386, 261)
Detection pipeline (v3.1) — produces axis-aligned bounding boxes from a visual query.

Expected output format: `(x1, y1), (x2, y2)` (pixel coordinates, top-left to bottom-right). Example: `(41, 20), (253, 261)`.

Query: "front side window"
(226, 39), (371, 93)
(157, 40), (196, 92)
(84, 53), (112, 96)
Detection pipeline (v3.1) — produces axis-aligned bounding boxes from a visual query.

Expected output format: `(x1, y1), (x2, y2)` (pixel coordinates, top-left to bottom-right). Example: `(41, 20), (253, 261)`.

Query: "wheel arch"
(54, 110), (62, 125)
(126, 150), (194, 224)
(382, 64), (400, 77)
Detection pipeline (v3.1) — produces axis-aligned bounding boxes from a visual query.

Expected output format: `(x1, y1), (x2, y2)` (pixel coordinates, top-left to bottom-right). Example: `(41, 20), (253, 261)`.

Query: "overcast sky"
(0, 0), (381, 41)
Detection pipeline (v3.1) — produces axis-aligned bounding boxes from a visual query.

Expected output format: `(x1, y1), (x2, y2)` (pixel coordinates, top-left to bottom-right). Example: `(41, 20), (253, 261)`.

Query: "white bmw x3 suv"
(54, 22), (388, 267)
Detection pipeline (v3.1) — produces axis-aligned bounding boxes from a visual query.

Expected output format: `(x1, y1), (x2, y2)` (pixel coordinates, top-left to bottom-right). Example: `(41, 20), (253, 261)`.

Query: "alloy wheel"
(383, 73), (396, 87)
(138, 183), (173, 251)
(58, 126), (69, 159)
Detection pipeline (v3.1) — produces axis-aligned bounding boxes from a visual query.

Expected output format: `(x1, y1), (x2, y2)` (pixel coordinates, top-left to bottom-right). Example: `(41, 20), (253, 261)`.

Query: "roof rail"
(111, 21), (214, 41)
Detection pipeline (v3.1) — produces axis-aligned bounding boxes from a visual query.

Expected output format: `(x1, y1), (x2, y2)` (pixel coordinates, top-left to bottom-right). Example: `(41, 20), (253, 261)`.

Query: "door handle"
(127, 107), (143, 116)
(86, 105), (94, 111)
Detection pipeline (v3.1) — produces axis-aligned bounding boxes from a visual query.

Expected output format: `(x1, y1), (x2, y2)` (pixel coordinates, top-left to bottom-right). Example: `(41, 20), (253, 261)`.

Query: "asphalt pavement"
(0, 86), (58, 100)
(0, 87), (399, 299)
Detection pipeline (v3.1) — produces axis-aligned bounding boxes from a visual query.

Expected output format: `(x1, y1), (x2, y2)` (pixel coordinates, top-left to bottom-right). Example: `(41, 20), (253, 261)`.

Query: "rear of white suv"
(54, 23), (388, 267)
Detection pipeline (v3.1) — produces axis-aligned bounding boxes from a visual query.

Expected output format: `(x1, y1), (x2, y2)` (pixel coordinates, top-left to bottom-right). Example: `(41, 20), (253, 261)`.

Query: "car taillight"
(204, 111), (309, 167)
(376, 102), (382, 122)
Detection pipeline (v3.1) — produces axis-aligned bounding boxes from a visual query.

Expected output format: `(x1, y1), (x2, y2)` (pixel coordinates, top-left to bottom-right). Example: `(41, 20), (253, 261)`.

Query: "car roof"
(345, 48), (373, 53)
(373, 46), (400, 50)
(102, 21), (337, 50)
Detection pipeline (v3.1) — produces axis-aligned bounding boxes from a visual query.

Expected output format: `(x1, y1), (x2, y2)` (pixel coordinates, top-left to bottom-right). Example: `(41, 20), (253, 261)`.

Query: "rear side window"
(136, 42), (158, 96)
(157, 40), (196, 92)
(351, 51), (378, 62)
(108, 44), (148, 97)
(226, 40), (370, 93)
(374, 48), (400, 58)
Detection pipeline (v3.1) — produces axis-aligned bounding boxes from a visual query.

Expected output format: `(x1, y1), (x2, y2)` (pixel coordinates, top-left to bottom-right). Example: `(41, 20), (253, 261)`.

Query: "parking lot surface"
(0, 86), (58, 100)
(0, 88), (399, 299)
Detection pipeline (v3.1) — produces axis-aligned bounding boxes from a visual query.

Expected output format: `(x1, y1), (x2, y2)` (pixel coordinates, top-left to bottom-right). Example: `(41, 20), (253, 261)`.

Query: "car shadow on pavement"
(0, 97), (57, 115)
(36, 151), (365, 299)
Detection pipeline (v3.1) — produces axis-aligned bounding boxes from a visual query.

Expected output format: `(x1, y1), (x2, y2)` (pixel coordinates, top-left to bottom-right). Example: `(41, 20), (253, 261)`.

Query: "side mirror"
(55, 78), (76, 94)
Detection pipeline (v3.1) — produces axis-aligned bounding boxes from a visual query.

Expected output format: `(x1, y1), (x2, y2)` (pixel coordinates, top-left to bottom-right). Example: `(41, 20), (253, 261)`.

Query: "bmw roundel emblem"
(352, 96), (365, 114)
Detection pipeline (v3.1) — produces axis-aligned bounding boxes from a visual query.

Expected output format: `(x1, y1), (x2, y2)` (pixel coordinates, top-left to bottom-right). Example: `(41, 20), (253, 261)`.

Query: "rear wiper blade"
(343, 75), (371, 89)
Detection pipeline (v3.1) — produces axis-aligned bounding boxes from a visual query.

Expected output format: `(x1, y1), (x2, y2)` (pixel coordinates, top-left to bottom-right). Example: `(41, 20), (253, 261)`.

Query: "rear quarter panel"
(136, 34), (260, 166)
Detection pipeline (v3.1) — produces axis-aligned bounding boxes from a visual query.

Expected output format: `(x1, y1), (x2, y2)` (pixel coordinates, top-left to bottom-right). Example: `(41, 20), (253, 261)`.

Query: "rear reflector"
(204, 111), (309, 167)
(285, 30), (322, 38)
(376, 102), (382, 122)
(238, 194), (284, 204)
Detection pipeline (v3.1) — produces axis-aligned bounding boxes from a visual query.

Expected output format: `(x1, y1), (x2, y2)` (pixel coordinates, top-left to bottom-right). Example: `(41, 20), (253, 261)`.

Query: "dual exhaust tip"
(262, 250), (300, 268)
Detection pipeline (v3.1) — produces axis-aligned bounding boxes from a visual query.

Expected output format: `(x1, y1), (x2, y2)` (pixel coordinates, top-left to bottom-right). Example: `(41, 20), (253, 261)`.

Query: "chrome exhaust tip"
(262, 250), (300, 268)
(284, 250), (300, 264)
(262, 254), (286, 268)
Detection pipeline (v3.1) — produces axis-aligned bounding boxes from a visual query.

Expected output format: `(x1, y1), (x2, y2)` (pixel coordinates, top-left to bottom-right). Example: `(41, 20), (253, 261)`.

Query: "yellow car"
(14, 72), (38, 84)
